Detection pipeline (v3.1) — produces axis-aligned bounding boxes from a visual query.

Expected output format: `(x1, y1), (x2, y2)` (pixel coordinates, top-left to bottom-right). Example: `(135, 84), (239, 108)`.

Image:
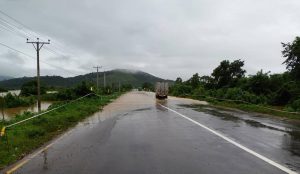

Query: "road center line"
(159, 104), (297, 174)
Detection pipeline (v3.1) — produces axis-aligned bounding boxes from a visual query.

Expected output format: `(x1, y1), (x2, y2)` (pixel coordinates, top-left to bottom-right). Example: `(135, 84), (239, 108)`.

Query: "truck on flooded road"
(155, 82), (168, 99)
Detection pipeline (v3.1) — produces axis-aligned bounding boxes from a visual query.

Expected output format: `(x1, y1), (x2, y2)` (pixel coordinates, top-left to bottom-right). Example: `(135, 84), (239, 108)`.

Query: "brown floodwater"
(1, 101), (53, 120)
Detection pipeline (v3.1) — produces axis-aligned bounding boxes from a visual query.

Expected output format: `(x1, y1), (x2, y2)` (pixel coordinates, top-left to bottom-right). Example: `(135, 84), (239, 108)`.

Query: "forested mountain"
(0, 69), (172, 89)
(0, 75), (13, 81)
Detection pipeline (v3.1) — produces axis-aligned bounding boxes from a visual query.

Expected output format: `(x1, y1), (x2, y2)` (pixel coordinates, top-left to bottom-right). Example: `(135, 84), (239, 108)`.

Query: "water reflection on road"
(171, 101), (300, 171)
(8, 92), (300, 173)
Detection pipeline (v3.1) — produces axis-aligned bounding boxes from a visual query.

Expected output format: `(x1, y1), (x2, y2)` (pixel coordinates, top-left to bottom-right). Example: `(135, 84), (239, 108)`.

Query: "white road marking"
(159, 104), (297, 174)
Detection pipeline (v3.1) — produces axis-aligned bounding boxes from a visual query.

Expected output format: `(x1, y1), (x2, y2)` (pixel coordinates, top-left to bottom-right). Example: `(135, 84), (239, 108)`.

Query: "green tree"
(200, 75), (214, 89)
(282, 36), (300, 80)
(247, 70), (271, 95)
(175, 77), (183, 84)
(212, 59), (246, 88)
(73, 81), (91, 96)
(20, 80), (46, 96)
(187, 73), (201, 88)
(171, 84), (192, 96)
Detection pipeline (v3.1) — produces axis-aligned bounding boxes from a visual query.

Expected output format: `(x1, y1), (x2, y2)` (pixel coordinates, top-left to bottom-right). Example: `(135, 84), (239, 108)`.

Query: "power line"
(0, 17), (32, 38)
(0, 41), (34, 58)
(0, 41), (80, 76)
(0, 10), (74, 59)
(0, 21), (72, 61)
(0, 9), (41, 39)
(0, 10), (79, 59)
(0, 10), (88, 77)
(0, 20), (29, 39)
(0, 16), (85, 71)
(0, 13), (83, 76)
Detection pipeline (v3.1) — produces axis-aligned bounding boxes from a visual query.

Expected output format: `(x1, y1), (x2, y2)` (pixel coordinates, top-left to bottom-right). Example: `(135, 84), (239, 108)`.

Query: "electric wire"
(0, 41), (81, 76)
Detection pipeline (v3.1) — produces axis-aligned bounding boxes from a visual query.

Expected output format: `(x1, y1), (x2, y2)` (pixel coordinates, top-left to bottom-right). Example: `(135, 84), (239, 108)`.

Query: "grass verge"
(0, 93), (120, 169)
(186, 95), (300, 120)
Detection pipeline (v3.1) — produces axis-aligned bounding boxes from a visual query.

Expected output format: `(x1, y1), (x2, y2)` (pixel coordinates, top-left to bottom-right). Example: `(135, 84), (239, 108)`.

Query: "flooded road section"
(6, 91), (299, 174)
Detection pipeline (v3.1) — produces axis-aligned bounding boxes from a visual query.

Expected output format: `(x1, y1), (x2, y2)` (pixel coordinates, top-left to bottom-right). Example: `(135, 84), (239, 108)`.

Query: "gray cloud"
(0, 0), (299, 80)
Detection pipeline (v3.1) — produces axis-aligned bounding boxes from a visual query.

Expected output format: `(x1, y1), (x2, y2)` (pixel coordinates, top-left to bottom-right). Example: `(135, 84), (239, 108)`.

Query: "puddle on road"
(132, 107), (152, 112)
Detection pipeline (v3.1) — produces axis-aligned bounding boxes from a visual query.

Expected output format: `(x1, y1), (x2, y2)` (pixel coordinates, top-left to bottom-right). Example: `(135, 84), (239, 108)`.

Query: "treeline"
(170, 37), (300, 112)
(0, 80), (133, 109)
(43, 81), (133, 101)
(0, 87), (7, 92)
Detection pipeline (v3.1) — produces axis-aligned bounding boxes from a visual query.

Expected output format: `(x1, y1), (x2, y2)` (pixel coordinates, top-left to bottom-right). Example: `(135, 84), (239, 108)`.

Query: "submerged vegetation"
(0, 93), (35, 109)
(170, 37), (300, 118)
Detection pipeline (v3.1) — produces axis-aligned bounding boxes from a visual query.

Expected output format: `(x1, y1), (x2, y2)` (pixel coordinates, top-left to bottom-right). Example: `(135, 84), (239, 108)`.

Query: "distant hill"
(0, 75), (13, 81)
(0, 69), (173, 89)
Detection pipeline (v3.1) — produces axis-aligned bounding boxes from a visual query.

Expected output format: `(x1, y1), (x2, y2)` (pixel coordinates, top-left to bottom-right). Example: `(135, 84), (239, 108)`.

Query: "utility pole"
(103, 70), (106, 88)
(93, 66), (102, 91)
(26, 38), (50, 113)
(119, 81), (121, 93)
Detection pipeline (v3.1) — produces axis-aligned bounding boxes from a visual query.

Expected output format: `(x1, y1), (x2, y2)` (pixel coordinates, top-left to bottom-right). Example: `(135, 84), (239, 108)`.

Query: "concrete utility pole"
(26, 38), (50, 113)
(93, 66), (102, 91)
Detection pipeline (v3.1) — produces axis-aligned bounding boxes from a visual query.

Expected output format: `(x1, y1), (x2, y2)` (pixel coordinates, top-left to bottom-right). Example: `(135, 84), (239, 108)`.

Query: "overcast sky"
(0, 0), (299, 80)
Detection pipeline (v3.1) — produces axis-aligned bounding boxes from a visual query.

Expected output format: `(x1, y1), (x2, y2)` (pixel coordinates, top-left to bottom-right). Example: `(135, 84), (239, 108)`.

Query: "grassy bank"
(187, 95), (300, 120)
(0, 93), (120, 169)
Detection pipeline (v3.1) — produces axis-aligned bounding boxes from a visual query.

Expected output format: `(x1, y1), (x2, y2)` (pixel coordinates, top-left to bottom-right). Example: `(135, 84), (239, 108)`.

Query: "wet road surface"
(5, 91), (300, 174)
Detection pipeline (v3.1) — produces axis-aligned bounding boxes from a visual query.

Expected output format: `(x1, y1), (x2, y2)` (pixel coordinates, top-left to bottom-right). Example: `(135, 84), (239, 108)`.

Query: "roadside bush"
(204, 88), (268, 105)
(193, 86), (205, 96)
(290, 99), (300, 112)
(73, 81), (91, 96)
(55, 82), (92, 101)
(56, 88), (75, 100)
(224, 88), (244, 100)
(26, 127), (46, 138)
(171, 84), (192, 96)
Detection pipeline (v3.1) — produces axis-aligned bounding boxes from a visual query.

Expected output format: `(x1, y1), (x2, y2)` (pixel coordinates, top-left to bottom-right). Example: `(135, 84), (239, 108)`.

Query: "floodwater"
(1, 101), (53, 120)
(4, 92), (300, 173)
(0, 90), (21, 97)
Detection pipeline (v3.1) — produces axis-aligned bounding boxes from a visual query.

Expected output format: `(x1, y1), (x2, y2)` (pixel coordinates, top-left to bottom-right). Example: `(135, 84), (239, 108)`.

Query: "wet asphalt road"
(6, 91), (300, 174)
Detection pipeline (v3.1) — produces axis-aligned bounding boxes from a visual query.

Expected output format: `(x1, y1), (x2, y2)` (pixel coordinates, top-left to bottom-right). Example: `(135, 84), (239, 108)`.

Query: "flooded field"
(0, 90), (21, 97)
(1, 101), (53, 120)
